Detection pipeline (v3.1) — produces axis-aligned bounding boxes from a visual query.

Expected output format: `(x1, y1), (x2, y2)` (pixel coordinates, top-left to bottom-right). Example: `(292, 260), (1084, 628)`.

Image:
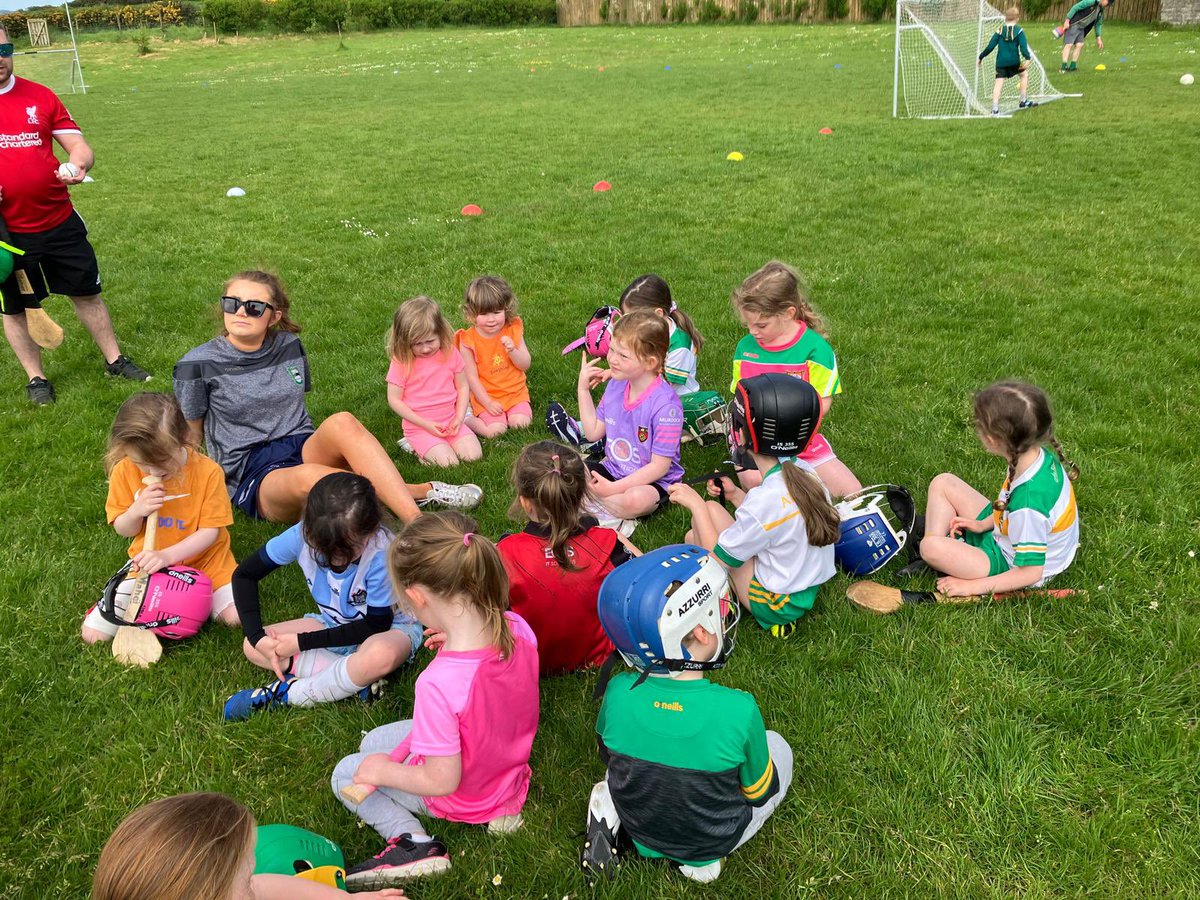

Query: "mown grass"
(0, 22), (1197, 899)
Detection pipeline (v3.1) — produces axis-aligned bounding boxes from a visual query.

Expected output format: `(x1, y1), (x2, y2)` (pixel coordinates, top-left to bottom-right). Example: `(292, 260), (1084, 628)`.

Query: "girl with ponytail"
(919, 380), (1080, 596)
(331, 512), (539, 888)
(619, 273), (705, 396)
(498, 441), (639, 676)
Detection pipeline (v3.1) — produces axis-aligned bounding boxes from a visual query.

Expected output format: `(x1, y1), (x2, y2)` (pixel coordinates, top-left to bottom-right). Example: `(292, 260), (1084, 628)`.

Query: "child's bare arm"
(133, 527), (219, 574)
(459, 344), (500, 413)
(577, 355), (607, 441)
(505, 335), (532, 371)
(387, 383), (440, 433)
(353, 751), (463, 798)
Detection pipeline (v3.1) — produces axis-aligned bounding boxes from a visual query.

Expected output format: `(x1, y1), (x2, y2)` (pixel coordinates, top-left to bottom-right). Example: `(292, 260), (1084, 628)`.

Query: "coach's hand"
(1096, 37), (1104, 51)
(54, 164), (87, 185)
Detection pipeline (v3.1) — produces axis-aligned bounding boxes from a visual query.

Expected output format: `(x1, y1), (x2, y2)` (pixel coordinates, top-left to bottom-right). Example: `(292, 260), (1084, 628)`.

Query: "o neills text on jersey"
(653, 700), (684, 711)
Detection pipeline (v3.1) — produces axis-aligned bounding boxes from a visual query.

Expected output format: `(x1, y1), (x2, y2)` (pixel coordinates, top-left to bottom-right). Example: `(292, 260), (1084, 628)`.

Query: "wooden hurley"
(847, 580), (1076, 615)
(113, 476), (165, 667)
(340, 783), (376, 804)
(25, 307), (64, 350)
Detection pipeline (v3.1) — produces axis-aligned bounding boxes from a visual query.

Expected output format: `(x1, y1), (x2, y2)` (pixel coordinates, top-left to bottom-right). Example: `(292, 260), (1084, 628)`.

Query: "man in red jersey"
(0, 28), (149, 405)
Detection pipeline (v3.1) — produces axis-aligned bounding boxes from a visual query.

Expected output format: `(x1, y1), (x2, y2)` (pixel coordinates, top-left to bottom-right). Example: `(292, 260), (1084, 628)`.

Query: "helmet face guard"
(681, 390), (729, 446)
(597, 545), (739, 681)
(834, 485), (917, 576)
(728, 373), (822, 468)
(561, 306), (622, 358)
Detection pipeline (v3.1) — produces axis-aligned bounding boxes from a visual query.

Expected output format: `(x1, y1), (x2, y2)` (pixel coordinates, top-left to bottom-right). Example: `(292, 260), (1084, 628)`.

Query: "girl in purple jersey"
(576, 311), (685, 521)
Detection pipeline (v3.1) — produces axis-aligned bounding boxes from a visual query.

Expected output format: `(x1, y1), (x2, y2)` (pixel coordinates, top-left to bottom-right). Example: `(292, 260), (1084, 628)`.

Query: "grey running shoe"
(420, 481), (483, 509)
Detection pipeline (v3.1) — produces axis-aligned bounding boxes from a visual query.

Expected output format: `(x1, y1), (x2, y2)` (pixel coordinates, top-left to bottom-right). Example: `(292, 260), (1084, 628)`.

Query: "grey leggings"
(331, 720), (430, 841)
(733, 731), (794, 851)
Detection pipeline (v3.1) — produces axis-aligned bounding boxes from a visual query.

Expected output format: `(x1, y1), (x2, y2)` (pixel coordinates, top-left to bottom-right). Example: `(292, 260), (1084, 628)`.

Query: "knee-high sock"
(289, 656), (365, 706)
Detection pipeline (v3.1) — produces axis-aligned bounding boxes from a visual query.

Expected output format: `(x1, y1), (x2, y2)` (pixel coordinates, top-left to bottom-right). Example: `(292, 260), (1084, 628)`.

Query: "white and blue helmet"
(834, 485), (917, 576)
(598, 544), (738, 678)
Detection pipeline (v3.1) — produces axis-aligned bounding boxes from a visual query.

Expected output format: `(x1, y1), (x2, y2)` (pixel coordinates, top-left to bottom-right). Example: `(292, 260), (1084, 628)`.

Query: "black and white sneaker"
(26, 376), (55, 405)
(105, 354), (152, 382)
(345, 834), (451, 887)
(580, 781), (623, 882)
(546, 401), (584, 446)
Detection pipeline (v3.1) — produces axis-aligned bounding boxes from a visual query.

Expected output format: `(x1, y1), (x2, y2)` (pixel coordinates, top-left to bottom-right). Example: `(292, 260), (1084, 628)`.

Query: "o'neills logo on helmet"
(164, 568), (198, 586)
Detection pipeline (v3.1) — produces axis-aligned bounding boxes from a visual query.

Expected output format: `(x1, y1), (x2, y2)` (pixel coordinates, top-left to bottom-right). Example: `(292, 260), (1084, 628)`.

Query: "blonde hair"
(389, 512), (513, 658)
(609, 310), (668, 374)
(221, 270), (300, 335)
(510, 441), (593, 572)
(974, 380), (1079, 511)
(464, 275), (517, 323)
(387, 296), (455, 368)
(92, 793), (255, 900)
(779, 461), (841, 547)
(1004, 6), (1019, 20)
(731, 261), (828, 337)
(619, 273), (705, 354)
(105, 392), (195, 477)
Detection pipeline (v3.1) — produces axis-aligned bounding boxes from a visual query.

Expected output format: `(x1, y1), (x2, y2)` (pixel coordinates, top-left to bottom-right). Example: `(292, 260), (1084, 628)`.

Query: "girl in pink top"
(386, 297), (482, 467)
(332, 512), (540, 888)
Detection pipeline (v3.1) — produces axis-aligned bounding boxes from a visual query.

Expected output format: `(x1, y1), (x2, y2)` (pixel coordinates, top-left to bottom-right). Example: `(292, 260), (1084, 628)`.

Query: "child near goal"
(978, 8), (1037, 115)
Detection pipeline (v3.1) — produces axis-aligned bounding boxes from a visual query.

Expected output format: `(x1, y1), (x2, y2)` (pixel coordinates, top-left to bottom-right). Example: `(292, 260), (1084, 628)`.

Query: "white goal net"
(894, 0), (1068, 118)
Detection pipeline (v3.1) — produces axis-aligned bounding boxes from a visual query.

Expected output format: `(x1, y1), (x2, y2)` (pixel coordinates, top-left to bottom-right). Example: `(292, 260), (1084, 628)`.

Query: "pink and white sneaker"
(345, 834), (451, 888)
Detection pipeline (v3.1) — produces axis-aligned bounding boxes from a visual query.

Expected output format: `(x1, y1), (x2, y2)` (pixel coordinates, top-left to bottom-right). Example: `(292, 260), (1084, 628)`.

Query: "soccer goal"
(893, 0), (1071, 118)
(13, 3), (86, 95)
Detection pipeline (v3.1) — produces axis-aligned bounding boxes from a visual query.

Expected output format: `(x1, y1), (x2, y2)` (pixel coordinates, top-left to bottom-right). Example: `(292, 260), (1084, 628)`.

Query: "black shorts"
(0, 210), (102, 314)
(231, 432), (311, 518)
(996, 64), (1022, 79)
(586, 459), (670, 512)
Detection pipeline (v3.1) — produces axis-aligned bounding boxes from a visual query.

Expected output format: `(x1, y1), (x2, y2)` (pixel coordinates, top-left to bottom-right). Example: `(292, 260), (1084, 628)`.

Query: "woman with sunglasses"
(173, 270), (481, 523)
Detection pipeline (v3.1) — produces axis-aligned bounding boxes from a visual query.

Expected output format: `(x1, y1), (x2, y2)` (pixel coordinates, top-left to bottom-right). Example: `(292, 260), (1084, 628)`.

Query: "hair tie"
(669, 300), (678, 313)
(463, 532), (473, 547)
(550, 453), (561, 474)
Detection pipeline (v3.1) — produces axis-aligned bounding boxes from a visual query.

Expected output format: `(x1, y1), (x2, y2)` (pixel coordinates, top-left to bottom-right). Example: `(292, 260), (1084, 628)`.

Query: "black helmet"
(728, 373), (822, 468)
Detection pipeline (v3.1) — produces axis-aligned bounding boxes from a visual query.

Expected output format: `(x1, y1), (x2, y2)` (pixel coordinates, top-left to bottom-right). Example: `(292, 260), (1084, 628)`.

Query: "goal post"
(13, 3), (86, 95)
(894, 0), (1073, 119)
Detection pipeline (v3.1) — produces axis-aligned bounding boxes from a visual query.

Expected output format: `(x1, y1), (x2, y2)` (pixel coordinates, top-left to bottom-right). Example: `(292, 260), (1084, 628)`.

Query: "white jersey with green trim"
(713, 463), (836, 595)
(664, 320), (699, 395)
(993, 447), (1079, 582)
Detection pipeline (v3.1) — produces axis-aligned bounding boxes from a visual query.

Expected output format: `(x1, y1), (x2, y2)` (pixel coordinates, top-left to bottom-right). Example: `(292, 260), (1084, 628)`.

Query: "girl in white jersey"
(919, 381), (1080, 597)
(668, 373), (841, 639)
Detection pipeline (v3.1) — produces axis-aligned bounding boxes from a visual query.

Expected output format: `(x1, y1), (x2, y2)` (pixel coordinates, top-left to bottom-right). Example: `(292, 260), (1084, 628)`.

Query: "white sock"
(287, 656), (365, 706)
(406, 830), (432, 842)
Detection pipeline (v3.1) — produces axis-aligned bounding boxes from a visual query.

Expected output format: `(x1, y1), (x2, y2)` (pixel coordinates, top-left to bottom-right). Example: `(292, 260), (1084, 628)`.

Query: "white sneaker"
(487, 814), (523, 834)
(583, 498), (637, 537)
(396, 436), (415, 454)
(678, 860), (722, 883)
(420, 481), (483, 509)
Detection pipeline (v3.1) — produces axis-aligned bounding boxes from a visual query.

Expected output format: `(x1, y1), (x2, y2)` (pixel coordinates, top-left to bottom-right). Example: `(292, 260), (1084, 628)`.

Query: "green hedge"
(0, 2), (201, 39)
(202, 0), (556, 32)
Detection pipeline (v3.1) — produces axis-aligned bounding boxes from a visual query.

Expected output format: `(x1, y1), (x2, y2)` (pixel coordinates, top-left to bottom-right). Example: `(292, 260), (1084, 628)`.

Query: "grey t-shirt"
(173, 331), (314, 496)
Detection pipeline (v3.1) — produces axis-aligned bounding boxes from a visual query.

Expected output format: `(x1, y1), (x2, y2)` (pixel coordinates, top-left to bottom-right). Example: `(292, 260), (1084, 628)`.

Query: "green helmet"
(0, 241), (24, 283)
(680, 390), (729, 446)
(254, 824), (345, 877)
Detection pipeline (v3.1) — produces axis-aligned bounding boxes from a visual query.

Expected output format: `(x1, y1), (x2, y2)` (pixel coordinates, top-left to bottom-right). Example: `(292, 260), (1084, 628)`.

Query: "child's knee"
(507, 414), (531, 429)
(481, 422), (507, 438)
(458, 444), (483, 462)
(927, 472), (956, 494)
(217, 605), (240, 627)
(421, 447), (459, 467)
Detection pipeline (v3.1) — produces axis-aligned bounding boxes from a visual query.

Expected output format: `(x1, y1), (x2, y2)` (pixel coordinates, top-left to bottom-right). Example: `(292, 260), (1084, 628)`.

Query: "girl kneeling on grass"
(498, 440), (639, 676)
(668, 374), (840, 640)
(387, 296), (483, 467)
(457, 276), (533, 439)
(93, 792), (404, 900)
(82, 392), (240, 644)
(331, 512), (539, 888)
(223, 473), (423, 721)
(919, 380), (1080, 597)
(577, 310), (685, 522)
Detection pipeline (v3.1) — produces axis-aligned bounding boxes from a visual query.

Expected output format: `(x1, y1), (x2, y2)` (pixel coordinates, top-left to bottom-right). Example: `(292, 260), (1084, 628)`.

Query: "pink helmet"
(99, 563), (213, 640)
(561, 306), (621, 357)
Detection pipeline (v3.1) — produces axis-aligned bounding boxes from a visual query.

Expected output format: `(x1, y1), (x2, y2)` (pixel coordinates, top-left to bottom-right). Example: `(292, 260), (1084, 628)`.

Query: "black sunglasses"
(220, 296), (275, 318)
(0, 44), (14, 59)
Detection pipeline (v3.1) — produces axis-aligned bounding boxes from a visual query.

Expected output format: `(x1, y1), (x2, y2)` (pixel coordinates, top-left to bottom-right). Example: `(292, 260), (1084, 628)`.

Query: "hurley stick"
(0, 212), (63, 350)
(340, 783), (376, 804)
(847, 581), (1076, 615)
(113, 476), (165, 667)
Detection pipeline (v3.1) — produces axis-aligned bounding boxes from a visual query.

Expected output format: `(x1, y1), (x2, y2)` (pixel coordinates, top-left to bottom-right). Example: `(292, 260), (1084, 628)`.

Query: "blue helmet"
(834, 485), (916, 576)
(597, 544), (738, 678)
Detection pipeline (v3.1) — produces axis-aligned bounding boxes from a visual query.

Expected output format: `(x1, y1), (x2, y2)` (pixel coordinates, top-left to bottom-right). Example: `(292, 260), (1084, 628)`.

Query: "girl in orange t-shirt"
(456, 276), (532, 439)
(81, 392), (240, 643)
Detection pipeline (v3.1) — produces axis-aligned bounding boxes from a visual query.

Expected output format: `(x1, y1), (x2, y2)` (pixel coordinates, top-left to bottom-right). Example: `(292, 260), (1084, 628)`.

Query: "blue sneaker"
(545, 401), (584, 446)
(359, 678), (386, 704)
(224, 675), (294, 721)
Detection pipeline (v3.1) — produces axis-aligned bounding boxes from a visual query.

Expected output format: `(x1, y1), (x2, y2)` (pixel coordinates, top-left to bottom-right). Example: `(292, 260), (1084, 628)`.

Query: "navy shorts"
(586, 459), (670, 511)
(0, 211), (102, 313)
(996, 64), (1021, 79)
(232, 432), (312, 518)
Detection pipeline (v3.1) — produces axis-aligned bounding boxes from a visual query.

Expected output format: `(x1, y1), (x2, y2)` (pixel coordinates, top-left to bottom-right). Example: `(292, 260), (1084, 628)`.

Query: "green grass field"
(1, 21), (1198, 898)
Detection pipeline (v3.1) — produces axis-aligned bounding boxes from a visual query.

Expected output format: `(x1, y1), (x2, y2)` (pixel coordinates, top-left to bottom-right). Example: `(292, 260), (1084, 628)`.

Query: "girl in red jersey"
(497, 441), (639, 676)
